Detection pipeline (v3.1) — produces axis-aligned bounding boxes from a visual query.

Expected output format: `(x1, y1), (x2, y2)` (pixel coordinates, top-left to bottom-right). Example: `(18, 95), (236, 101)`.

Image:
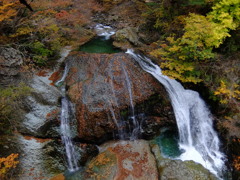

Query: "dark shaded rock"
(64, 52), (174, 143)
(78, 143), (99, 166)
(137, 22), (161, 44)
(141, 116), (167, 139)
(228, 137), (240, 179)
(0, 47), (23, 76)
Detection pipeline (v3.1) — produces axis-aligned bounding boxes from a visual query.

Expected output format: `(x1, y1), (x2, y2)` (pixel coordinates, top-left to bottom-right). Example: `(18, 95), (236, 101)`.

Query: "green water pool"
(79, 37), (121, 53)
(156, 128), (182, 158)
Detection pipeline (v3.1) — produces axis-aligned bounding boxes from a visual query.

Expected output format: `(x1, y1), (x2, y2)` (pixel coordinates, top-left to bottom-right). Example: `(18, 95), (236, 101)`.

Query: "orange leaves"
(0, 153), (19, 178)
(0, 0), (19, 22)
(55, 10), (69, 19)
(233, 156), (240, 171)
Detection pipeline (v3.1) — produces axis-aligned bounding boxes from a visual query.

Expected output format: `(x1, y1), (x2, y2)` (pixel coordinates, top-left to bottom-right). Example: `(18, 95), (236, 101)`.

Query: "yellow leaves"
(182, 0), (240, 51)
(168, 45), (180, 52)
(0, 153), (19, 178)
(160, 60), (202, 84)
(183, 13), (217, 48)
(10, 26), (34, 38)
(214, 81), (240, 104)
(166, 37), (175, 44)
(150, 36), (202, 84)
(209, 0), (240, 31)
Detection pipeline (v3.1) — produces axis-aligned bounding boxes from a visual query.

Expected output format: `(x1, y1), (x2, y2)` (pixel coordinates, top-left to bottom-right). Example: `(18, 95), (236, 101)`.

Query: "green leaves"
(149, 0), (240, 84)
(210, 0), (240, 29)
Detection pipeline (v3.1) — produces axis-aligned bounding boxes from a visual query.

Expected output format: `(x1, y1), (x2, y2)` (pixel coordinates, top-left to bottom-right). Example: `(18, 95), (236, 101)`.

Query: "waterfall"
(60, 97), (79, 172)
(57, 60), (79, 172)
(126, 49), (225, 178)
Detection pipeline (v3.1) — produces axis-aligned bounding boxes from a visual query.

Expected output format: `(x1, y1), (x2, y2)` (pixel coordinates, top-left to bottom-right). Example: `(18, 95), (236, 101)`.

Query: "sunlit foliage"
(214, 81), (240, 104)
(0, 153), (19, 179)
(150, 37), (202, 83)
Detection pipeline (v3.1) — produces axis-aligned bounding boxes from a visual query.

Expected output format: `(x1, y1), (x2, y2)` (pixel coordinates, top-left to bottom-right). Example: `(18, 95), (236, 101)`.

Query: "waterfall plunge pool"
(156, 128), (182, 158)
(79, 37), (121, 54)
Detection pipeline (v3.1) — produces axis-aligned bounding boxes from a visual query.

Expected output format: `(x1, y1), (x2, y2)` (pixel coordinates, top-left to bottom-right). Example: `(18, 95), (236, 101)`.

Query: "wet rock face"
(0, 135), (65, 179)
(0, 47), (23, 76)
(65, 52), (174, 142)
(18, 72), (63, 138)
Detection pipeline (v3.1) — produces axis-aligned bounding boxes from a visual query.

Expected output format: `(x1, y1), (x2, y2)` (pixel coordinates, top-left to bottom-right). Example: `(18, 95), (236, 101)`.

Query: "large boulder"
(67, 140), (159, 180)
(114, 27), (143, 47)
(64, 52), (175, 142)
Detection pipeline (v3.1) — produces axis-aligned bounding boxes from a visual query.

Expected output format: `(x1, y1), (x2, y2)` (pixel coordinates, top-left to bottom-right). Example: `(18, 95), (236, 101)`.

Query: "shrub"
(0, 83), (32, 134)
(0, 153), (19, 179)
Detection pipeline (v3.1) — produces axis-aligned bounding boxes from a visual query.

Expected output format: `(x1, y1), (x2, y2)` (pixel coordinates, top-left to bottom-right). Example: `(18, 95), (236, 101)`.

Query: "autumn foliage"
(0, 0), (102, 65)
(0, 0), (18, 22)
(0, 153), (19, 179)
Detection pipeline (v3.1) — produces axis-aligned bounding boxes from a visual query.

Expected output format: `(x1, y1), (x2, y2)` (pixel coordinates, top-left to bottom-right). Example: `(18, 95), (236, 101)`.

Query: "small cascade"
(126, 49), (225, 178)
(55, 62), (70, 87)
(60, 97), (79, 172)
(95, 24), (115, 40)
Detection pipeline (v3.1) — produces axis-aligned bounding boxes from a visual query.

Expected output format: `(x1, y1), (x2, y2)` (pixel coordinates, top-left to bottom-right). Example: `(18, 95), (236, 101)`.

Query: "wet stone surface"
(0, 134), (65, 180)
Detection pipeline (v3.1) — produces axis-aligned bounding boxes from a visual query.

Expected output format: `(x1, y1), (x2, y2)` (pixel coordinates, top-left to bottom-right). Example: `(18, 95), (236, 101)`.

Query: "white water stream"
(60, 97), (79, 172)
(57, 48), (79, 172)
(126, 49), (225, 178)
(95, 24), (115, 40)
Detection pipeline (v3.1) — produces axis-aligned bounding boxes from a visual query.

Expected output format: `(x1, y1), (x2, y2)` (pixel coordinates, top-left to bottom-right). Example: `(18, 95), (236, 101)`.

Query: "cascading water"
(95, 24), (115, 40)
(57, 62), (79, 172)
(55, 62), (70, 87)
(126, 49), (226, 178)
(60, 97), (79, 172)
